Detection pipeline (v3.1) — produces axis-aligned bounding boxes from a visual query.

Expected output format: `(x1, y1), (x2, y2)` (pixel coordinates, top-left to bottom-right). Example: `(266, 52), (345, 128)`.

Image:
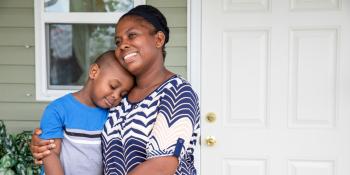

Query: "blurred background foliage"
(0, 121), (41, 175)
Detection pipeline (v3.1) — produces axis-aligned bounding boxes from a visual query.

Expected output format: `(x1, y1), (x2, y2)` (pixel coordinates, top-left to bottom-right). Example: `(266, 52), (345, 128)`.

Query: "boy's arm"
(43, 139), (64, 175)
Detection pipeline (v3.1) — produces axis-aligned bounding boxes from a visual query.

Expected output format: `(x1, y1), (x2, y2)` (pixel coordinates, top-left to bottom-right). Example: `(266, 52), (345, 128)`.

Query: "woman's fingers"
(30, 128), (56, 164)
(37, 139), (55, 147)
(31, 128), (52, 146)
(32, 150), (50, 160)
(34, 159), (43, 165)
(31, 128), (55, 148)
(33, 128), (42, 135)
(31, 141), (55, 154)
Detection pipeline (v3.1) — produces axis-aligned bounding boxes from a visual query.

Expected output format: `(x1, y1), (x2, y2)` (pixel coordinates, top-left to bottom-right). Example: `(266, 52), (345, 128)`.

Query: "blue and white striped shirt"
(102, 75), (200, 175)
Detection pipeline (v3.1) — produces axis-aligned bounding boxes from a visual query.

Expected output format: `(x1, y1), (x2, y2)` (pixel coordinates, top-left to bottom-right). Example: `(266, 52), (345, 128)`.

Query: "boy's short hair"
(93, 50), (118, 69)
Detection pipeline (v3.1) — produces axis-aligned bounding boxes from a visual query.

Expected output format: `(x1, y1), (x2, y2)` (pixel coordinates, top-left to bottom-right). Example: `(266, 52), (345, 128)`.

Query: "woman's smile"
(123, 52), (138, 63)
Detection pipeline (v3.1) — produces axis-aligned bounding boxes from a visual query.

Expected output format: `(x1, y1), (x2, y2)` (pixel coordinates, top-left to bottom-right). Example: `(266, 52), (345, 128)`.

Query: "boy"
(39, 50), (134, 175)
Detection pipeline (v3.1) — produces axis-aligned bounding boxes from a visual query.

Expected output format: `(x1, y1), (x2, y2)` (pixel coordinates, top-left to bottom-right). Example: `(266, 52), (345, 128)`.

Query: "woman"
(32, 5), (200, 175)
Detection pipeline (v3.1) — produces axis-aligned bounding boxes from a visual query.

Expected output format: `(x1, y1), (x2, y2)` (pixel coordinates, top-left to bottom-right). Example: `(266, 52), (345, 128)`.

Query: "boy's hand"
(30, 128), (56, 164)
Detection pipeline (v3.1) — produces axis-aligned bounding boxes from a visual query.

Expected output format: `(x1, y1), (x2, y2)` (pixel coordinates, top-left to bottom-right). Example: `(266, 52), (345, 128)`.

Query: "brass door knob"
(205, 136), (217, 146)
(206, 112), (216, 123)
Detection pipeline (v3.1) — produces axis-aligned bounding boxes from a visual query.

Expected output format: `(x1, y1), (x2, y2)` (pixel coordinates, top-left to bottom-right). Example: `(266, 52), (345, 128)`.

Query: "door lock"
(205, 136), (217, 146)
(206, 112), (216, 123)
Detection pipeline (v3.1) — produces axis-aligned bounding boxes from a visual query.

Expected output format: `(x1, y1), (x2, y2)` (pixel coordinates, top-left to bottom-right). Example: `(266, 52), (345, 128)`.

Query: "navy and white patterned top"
(102, 75), (200, 175)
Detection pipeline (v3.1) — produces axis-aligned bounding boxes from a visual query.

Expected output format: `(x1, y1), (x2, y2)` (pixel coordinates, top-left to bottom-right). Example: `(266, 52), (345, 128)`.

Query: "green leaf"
(4, 135), (16, 154)
(15, 163), (26, 175)
(0, 153), (17, 168)
(0, 121), (41, 175)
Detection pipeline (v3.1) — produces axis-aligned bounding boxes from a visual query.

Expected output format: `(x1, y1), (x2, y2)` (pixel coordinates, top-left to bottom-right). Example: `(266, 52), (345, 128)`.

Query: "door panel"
(201, 0), (350, 174)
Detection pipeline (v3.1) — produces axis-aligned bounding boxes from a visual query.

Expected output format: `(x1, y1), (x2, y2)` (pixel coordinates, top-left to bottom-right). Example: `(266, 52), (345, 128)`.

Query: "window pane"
(44, 0), (133, 12)
(47, 23), (115, 89)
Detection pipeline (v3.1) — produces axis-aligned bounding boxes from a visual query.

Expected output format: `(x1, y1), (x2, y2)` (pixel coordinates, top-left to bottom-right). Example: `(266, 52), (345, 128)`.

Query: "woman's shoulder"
(161, 75), (193, 89)
(159, 75), (198, 97)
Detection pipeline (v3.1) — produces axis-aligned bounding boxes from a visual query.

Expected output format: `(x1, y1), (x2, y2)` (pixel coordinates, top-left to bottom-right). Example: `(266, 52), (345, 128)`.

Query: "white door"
(200, 0), (350, 175)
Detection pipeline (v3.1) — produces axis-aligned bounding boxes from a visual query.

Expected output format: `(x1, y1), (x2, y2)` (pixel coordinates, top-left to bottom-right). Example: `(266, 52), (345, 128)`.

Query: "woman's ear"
(155, 31), (166, 48)
(89, 64), (100, 80)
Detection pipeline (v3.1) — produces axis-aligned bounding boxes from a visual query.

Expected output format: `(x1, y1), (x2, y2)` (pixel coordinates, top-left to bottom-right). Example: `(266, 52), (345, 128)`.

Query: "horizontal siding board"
(0, 27), (34, 46)
(0, 65), (34, 83)
(0, 0), (34, 8)
(165, 47), (186, 66)
(167, 66), (187, 80)
(0, 46), (34, 65)
(0, 8), (34, 27)
(147, 0), (186, 7)
(3, 120), (39, 134)
(158, 8), (186, 28)
(168, 27), (186, 47)
(0, 84), (35, 102)
(0, 102), (47, 121)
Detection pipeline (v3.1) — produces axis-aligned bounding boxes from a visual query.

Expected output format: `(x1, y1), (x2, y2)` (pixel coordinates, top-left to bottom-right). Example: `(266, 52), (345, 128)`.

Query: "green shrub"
(0, 120), (41, 175)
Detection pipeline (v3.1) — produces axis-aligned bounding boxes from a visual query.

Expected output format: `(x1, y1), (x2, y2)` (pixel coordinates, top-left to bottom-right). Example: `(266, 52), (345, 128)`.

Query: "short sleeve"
(146, 83), (200, 160)
(39, 103), (65, 139)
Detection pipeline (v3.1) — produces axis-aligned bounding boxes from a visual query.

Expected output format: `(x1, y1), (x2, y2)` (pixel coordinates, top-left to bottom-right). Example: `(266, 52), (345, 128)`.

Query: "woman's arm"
(43, 139), (64, 175)
(128, 156), (178, 175)
(30, 128), (56, 164)
(128, 83), (200, 175)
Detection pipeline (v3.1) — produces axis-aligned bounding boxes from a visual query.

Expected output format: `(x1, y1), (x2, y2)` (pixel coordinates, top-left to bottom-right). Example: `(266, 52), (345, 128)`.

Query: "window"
(35, 0), (145, 101)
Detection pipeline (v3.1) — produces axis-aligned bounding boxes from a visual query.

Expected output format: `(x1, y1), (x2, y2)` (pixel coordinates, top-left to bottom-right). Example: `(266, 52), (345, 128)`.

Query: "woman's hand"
(30, 128), (56, 164)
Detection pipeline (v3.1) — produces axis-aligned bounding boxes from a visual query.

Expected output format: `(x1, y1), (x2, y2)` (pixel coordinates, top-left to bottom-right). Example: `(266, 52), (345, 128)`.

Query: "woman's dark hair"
(120, 5), (170, 59)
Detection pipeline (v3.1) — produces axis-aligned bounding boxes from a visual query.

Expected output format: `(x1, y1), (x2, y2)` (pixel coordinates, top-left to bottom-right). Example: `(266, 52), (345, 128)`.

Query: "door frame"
(187, 0), (202, 171)
(188, 0), (201, 95)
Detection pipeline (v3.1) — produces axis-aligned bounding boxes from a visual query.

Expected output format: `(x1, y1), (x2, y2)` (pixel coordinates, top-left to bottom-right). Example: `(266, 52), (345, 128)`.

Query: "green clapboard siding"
(167, 28), (187, 47)
(147, 0), (186, 7)
(0, 0), (187, 133)
(3, 120), (39, 134)
(0, 8), (34, 27)
(0, 84), (35, 102)
(0, 0), (34, 8)
(0, 46), (34, 65)
(0, 28), (34, 46)
(0, 65), (34, 83)
(158, 8), (187, 27)
(165, 47), (187, 66)
(0, 102), (48, 121)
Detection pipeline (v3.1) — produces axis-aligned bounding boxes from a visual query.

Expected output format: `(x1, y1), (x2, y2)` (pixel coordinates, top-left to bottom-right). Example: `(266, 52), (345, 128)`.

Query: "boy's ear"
(89, 64), (100, 80)
(155, 31), (165, 48)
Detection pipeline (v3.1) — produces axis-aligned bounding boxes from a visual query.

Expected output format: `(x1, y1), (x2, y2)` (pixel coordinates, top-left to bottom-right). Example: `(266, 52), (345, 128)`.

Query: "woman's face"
(114, 16), (163, 76)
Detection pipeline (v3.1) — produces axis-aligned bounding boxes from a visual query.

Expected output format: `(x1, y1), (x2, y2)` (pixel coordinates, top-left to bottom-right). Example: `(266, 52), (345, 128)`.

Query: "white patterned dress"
(102, 75), (200, 175)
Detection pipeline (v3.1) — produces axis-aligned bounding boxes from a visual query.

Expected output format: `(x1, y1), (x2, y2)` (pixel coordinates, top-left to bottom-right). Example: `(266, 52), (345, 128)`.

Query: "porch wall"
(0, 0), (187, 133)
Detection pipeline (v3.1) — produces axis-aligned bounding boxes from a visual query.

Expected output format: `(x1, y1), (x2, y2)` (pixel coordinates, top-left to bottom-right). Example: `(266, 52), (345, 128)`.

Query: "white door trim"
(188, 0), (201, 96)
(187, 0), (202, 172)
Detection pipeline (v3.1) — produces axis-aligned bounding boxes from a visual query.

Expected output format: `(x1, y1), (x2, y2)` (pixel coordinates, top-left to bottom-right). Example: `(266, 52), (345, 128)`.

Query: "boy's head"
(87, 50), (134, 108)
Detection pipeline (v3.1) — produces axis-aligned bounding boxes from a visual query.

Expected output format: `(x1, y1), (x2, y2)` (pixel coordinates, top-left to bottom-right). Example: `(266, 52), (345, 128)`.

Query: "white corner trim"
(188, 0), (201, 97)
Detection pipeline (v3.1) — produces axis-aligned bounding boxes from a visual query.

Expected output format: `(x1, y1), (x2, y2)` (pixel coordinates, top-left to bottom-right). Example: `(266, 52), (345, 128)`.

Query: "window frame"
(34, 0), (145, 101)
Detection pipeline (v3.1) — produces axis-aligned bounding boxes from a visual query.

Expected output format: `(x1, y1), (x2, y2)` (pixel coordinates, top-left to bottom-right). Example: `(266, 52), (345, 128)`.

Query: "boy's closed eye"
(109, 80), (121, 89)
(110, 84), (118, 90)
